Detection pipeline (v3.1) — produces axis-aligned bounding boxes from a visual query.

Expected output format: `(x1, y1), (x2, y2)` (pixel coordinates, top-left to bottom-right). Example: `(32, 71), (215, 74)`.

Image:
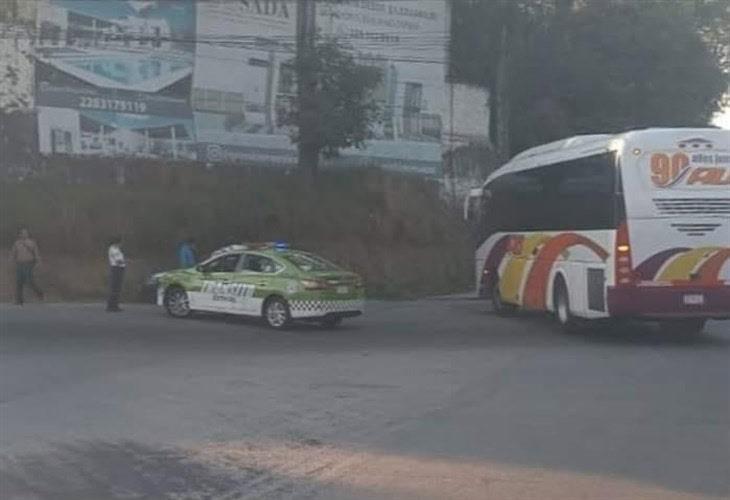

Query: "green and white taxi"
(152, 243), (365, 329)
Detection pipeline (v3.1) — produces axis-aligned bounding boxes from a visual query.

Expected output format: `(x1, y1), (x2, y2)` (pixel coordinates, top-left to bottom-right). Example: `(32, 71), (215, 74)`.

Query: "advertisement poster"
(32, 0), (450, 174)
(193, 0), (297, 165)
(35, 0), (196, 159)
(194, 0), (448, 174)
(318, 0), (448, 173)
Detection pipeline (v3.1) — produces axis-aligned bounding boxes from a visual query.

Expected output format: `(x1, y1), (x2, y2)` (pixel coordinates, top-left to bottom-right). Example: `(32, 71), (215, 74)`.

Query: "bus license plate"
(336, 286), (349, 294)
(683, 294), (704, 306)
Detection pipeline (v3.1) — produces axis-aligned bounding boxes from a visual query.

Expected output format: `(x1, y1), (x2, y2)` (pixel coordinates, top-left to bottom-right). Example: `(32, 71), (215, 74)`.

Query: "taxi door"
(225, 253), (280, 315)
(196, 253), (243, 312)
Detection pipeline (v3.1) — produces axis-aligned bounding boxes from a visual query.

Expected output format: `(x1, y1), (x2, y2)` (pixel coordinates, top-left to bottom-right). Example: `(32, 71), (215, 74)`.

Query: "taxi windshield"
(283, 252), (340, 272)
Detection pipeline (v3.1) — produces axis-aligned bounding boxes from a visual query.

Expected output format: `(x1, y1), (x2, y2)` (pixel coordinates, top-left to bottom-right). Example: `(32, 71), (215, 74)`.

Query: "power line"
(0, 24), (452, 65)
(51, 44), (447, 66)
(1, 31), (451, 51)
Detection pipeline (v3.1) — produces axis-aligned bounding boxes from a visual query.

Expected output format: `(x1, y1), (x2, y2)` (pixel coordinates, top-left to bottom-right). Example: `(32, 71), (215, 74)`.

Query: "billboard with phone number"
(33, 0), (451, 176)
(35, 0), (196, 160)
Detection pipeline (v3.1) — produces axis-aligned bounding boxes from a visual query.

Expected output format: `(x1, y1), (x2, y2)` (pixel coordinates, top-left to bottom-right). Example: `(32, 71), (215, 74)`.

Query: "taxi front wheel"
(164, 287), (192, 318)
(263, 296), (291, 329)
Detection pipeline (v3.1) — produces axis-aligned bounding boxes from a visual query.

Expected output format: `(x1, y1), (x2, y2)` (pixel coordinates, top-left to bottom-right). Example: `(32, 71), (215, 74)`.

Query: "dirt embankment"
(1, 168), (472, 302)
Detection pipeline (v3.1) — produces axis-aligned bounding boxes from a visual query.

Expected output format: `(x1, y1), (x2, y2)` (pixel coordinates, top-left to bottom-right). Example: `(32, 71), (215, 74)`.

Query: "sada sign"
(238, 0), (291, 19)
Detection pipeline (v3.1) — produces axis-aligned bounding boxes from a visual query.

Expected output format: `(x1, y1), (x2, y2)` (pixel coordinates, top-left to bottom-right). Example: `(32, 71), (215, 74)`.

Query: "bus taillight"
(615, 222), (635, 286)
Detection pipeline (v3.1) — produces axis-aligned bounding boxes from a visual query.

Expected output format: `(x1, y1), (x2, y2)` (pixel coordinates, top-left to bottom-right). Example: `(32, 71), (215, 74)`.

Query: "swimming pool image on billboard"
(53, 53), (192, 91)
(35, 0), (196, 159)
(35, 0), (195, 93)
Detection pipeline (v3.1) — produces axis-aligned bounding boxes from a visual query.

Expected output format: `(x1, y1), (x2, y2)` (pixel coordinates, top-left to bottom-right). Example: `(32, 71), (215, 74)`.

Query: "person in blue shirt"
(177, 237), (198, 268)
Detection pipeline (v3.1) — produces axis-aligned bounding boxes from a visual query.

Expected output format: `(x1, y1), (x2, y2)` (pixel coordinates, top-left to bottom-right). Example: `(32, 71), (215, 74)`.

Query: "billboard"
(30, 0), (452, 174)
(194, 0), (449, 174)
(35, 0), (196, 159)
(319, 0), (448, 174)
(193, 0), (297, 165)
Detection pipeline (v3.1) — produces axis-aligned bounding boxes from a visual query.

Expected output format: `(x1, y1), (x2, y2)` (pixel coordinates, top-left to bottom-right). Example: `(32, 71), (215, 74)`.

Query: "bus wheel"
(553, 278), (578, 332)
(490, 280), (516, 316)
(658, 319), (707, 336)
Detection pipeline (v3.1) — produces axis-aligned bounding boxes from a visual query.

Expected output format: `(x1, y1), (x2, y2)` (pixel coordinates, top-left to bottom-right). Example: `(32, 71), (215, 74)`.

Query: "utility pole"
(296, 0), (319, 175)
(494, 0), (512, 164)
(494, 23), (511, 164)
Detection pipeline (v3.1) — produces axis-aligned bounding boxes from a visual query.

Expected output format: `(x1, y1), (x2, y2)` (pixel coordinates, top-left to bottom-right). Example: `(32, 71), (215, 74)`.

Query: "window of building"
(51, 129), (73, 154)
(278, 63), (296, 95)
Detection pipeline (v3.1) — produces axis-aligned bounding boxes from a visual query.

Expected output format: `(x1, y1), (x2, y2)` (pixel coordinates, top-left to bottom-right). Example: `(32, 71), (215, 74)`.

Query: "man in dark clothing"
(107, 236), (126, 312)
(11, 228), (44, 305)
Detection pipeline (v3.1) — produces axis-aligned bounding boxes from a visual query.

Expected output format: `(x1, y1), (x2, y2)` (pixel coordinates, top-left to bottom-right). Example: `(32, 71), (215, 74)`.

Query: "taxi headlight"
(146, 273), (164, 286)
(301, 279), (328, 291)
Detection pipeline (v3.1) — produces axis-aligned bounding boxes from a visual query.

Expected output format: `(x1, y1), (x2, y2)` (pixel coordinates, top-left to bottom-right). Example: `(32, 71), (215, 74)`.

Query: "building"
(1, 0), (491, 177)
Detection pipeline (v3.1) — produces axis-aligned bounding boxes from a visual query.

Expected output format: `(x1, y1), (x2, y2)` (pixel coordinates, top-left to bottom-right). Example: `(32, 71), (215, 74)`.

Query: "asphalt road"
(0, 299), (728, 500)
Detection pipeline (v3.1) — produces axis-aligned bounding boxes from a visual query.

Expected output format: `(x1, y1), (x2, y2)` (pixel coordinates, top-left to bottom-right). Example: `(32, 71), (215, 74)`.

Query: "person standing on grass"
(177, 237), (198, 268)
(11, 227), (44, 305)
(107, 236), (126, 312)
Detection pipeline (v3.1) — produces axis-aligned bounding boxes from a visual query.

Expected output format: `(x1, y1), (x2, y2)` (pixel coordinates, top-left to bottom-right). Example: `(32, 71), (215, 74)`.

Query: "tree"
(280, 38), (383, 175)
(450, 0), (551, 160)
(692, 0), (730, 108)
(450, 0), (727, 157)
(1, 29), (36, 167)
(510, 1), (726, 153)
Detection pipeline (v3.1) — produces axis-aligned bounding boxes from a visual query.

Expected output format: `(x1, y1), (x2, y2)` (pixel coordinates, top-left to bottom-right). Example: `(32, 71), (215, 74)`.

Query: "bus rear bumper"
(607, 285), (730, 320)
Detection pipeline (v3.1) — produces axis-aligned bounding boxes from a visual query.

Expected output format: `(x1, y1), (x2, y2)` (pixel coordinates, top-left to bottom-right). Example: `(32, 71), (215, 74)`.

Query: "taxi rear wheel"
(164, 287), (191, 318)
(263, 296), (291, 329)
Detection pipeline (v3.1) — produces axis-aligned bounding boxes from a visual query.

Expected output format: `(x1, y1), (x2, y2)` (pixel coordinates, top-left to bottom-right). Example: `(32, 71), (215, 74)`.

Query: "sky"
(713, 108), (730, 129)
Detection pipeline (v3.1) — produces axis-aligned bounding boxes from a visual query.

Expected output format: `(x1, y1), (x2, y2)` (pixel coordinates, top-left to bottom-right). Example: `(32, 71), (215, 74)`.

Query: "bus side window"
(550, 153), (616, 230)
(490, 171), (544, 233)
(478, 152), (618, 239)
(487, 176), (510, 233)
(480, 189), (498, 241)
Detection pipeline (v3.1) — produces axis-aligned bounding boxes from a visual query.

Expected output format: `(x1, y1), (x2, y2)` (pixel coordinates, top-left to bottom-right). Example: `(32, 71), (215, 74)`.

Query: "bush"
(0, 167), (472, 301)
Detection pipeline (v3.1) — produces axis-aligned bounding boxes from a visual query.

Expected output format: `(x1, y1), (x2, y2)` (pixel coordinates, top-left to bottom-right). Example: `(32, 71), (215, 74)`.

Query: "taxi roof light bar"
(211, 241), (291, 257)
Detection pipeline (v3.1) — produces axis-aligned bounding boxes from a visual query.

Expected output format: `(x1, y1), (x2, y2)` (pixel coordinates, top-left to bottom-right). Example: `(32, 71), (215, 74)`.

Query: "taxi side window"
(243, 255), (280, 274)
(199, 254), (241, 273)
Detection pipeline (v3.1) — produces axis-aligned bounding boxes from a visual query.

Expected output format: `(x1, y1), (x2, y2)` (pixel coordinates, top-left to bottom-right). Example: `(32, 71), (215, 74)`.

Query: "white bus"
(466, 128), (730, 333)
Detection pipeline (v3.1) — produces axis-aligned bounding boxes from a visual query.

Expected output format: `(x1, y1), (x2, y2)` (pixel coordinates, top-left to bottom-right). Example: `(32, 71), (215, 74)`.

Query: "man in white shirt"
(107, 236), (126, 312)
